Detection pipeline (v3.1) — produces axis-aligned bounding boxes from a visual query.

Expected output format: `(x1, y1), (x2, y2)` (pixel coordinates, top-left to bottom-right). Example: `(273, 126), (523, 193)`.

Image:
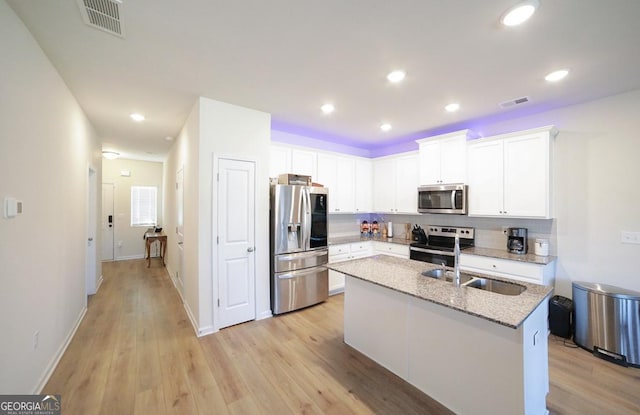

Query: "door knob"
(247, 247), (254, 252)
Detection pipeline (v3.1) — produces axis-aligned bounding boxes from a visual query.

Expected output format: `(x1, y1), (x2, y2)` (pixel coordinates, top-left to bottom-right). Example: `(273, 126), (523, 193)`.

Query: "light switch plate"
(621, 231), (640, 245)
(4, 197), (23, 218)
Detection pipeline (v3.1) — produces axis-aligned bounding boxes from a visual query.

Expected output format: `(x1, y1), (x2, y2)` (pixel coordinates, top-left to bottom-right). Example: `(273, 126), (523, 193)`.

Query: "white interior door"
(217, 158), (256, 329)
(86, 168), (97, 295)
(176, 167), (184, 292)
(101, 183), (115, 261)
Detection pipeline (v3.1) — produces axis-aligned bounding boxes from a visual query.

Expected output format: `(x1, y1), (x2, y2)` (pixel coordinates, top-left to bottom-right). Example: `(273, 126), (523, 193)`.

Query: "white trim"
(115, 254), (145, 261)
(34, 306), (87, 394)
(95, 274), (104, 293)
(257, 310), (273, 320)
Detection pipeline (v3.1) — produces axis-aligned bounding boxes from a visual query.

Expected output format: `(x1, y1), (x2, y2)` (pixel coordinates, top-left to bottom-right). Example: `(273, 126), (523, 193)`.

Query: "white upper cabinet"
(417, 130), (473, 185)
(290, 148), (317, 179)
(373, 153), (419, 214)
(269, 145), (291, 178)
(467, 126), (555, 219)
(317, 153), (357, 213)
(354, 158), (372, 212)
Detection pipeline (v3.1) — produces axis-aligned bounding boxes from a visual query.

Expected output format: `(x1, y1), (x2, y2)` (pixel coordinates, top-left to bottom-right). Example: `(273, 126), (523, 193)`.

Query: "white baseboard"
(95, 275), (104, 293)
(257, 309), (273, 320)
(34, 306), (87, 394)
(115, 254), (145, 261)
(181, 300), (216, 337)
(329, 287), (345, 296)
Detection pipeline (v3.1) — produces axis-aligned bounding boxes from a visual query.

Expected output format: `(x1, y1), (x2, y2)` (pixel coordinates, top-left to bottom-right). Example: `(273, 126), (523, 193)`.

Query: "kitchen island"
(328, 255), (554, 415)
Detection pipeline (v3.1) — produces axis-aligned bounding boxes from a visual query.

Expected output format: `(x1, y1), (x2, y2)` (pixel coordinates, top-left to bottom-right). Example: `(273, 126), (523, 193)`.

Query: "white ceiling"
(8, 0), (640, 160)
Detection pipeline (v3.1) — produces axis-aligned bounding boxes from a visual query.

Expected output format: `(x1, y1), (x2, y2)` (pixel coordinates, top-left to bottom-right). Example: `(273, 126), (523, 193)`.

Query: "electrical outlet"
(33, 331), (39, 350)
(621, 231), (640, 245)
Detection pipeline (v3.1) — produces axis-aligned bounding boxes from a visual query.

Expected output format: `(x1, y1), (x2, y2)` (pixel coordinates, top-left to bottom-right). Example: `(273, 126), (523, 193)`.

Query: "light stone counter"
(328, 254), (553, 328)
(464, 246), (556, 265)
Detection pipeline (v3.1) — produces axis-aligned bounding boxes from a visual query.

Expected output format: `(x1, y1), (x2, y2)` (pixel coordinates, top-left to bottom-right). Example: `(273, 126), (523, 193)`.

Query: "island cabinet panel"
(344, 277), (409, 378)
(407, 296), (549, 415)
(343, 275), (550, 415)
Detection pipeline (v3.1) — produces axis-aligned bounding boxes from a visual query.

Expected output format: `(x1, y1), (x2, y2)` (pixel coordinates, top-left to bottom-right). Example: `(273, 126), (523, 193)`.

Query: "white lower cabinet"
(373, 241), (409, 258)
(328, 241), (372, 294)
(459, 253), (555, 286)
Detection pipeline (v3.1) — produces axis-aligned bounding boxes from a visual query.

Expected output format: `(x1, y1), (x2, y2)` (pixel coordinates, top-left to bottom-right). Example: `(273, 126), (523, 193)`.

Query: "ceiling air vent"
(499, 96), (530, 109)
(77, 0), (125, 38)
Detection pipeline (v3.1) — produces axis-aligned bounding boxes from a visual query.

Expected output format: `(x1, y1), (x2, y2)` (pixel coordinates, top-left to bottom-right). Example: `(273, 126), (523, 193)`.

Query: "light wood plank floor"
(43, 260), (640, 414)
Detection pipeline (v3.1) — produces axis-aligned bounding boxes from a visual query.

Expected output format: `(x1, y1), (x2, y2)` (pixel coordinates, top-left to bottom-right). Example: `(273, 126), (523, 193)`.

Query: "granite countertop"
(463, 246), (556, 265)
(328, 235), (413, 246)
(328, 255), (554, 329)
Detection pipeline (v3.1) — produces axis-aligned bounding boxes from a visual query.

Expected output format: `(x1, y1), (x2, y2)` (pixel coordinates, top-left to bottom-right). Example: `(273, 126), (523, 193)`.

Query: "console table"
(144, 231), (167, 268)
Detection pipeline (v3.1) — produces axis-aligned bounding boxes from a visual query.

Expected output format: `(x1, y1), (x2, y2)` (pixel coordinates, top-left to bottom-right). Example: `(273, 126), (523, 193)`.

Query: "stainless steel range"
(409, 226), (475, 267)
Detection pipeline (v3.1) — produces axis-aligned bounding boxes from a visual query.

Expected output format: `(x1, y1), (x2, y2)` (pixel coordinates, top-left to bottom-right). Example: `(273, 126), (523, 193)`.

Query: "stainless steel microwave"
(417, 184), (467, 214)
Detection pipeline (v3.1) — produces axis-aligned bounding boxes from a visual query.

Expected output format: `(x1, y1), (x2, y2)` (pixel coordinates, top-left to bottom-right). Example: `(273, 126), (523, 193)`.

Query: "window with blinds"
(131, 186), (157, 226)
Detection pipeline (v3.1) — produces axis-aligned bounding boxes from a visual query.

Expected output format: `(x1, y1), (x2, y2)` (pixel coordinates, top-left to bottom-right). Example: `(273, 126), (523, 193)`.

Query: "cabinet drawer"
(373, 242), (409, 258)
(459, 253), (547, 284)
(329, 244), (350, 256)
(350, 241), (371, 253)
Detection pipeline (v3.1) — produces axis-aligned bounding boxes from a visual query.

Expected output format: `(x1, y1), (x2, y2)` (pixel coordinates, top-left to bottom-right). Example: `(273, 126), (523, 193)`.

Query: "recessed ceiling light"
(445, 103), (461, 112)
(380, 123), (392, 132)
(165, 136), (174, 141)
(387, 70), (406, 83)
(321, 103), (335, 114)
(130, 113), (145, 122)
(545, 69), (569, 82)
(501, 0), (539, 26)
(102, 151), (120, 160)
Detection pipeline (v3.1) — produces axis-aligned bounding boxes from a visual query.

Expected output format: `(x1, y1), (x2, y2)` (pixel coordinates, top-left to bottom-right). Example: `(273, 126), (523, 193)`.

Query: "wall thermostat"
(4, 197), (23, 218)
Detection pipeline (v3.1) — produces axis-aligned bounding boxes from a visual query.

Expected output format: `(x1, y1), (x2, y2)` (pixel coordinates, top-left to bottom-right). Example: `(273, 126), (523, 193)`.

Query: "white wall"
(163, 99), (201, 330)
(102, 158), (164, 260)
(0, 2), (101, 393)
(163, 97), (271, 335)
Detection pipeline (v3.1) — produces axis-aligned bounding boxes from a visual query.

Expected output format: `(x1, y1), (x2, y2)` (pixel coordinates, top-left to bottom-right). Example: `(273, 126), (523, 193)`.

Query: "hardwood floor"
(44, 260), (640, 414)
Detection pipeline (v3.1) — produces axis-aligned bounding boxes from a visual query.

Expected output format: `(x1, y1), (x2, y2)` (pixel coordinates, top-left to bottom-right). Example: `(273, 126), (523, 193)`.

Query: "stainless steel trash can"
(573, 281), (640, 367)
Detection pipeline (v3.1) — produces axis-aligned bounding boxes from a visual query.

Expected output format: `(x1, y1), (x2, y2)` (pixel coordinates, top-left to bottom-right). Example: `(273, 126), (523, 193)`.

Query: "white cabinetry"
(373, 153), (418, 214)
(467, 126), (555, 219)
(317, 154), (357, 213)
(416, 130), (473, 185)
(373, 241), (409, 259)
(269, 145), (291, 178)
(354, 158), (372, 212)
(328, 241), (372, 294)
(269, 145), (317, 179)
(459, 253), (555, 286)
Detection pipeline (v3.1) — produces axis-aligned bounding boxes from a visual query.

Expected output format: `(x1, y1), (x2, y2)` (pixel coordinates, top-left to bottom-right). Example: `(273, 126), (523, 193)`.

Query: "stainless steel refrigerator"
(270, 184), (329, 315)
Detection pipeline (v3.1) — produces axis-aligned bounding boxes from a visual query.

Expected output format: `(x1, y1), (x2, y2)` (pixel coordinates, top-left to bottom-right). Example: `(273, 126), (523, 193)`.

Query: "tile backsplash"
(328, 213), (556, 255)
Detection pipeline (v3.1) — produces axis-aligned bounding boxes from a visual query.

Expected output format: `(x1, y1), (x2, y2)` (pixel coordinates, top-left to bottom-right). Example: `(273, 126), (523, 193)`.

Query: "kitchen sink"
(464, 278), (526, 296)
(422, 268), (526, 295)
(421, 269), (474, 284)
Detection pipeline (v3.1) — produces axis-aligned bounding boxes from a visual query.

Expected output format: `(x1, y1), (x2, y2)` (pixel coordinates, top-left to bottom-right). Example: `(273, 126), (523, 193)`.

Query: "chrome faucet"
(454, 233), (461, 287)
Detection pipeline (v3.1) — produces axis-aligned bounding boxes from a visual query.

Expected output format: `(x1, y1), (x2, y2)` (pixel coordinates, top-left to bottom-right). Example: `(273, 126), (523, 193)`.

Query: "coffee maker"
(507, 228), (528, 254)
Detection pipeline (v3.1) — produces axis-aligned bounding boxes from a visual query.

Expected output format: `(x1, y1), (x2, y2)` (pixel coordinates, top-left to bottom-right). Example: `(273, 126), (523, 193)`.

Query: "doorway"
(101, 183), (115, 261)
(216, 157), (256, 329)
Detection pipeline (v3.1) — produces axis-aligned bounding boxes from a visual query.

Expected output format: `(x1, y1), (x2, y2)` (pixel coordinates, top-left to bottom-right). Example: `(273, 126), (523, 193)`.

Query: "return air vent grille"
(77, 0), (125, 38)
(499, 96), (530, 109)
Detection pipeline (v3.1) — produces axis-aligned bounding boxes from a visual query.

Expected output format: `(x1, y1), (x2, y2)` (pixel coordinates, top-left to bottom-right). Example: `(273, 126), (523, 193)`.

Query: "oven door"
(409, 246), (455, 267)
(417, 184), (467, 214)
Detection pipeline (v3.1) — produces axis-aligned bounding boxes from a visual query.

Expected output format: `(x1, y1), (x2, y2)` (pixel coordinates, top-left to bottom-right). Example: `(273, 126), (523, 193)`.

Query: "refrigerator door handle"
(302, 188), (311, 251)
(277, 266), (327, 280)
